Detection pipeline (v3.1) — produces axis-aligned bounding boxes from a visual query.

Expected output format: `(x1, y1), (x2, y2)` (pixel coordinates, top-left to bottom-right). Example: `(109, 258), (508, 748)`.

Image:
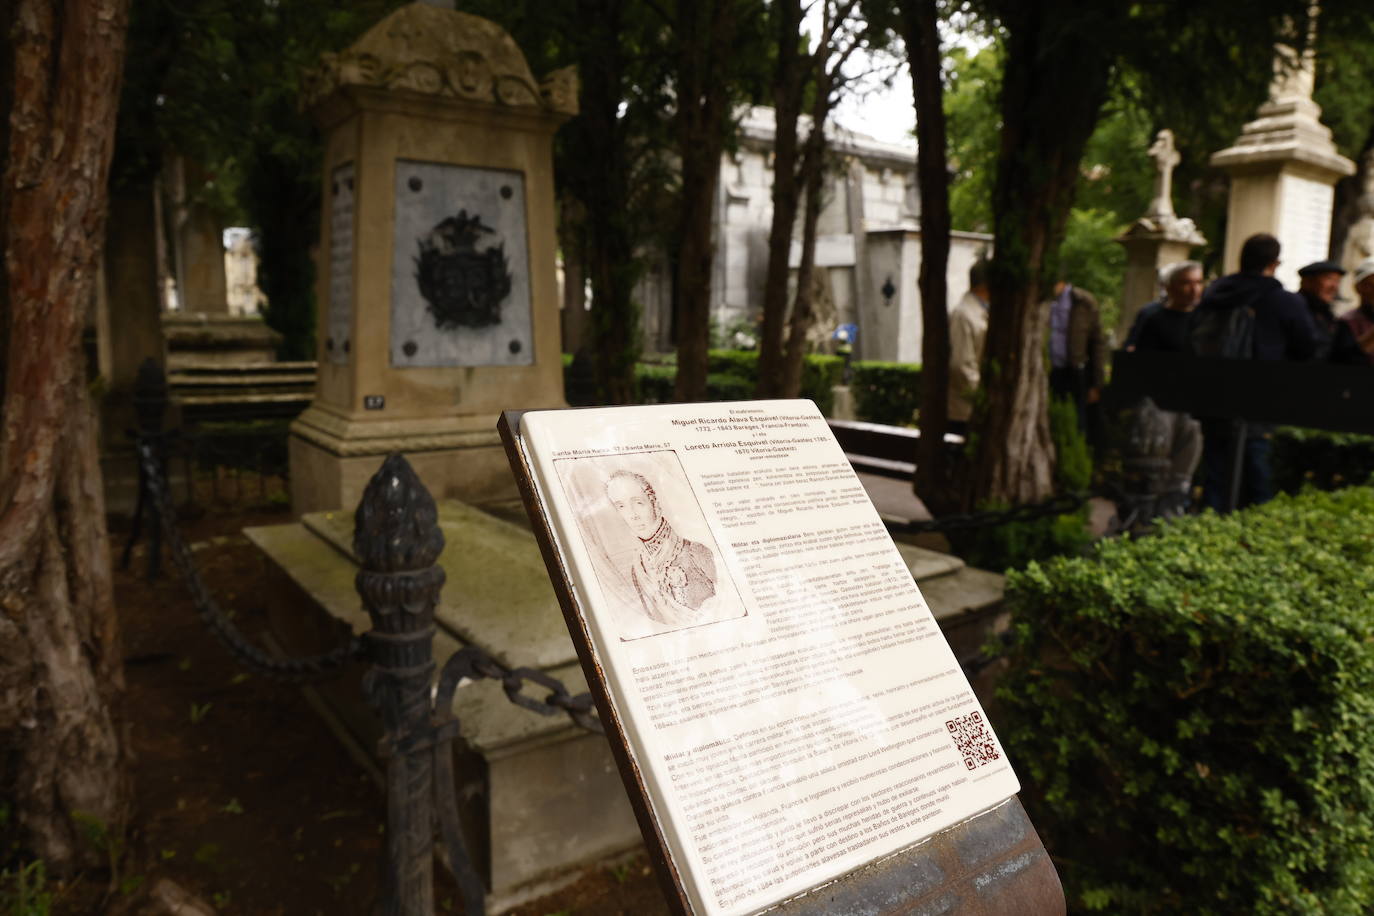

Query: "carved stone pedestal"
(290, 3), (575, 514)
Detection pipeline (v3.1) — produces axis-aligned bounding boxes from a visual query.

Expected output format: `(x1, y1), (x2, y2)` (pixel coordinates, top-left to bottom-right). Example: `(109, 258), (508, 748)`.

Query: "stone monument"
(1116, 129), (1206, 338)
(1338, 150), (1374, 303)
(1210, 21), (1354, 289)
(289, 3), (577, 514)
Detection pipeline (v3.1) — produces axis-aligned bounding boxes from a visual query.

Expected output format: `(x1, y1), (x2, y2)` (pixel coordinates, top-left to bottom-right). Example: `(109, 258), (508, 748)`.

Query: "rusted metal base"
(768, 798), (1063, 916)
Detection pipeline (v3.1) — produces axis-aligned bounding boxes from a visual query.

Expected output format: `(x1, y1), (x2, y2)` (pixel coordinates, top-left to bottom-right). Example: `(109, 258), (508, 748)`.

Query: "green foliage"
(1272, 428), (1374, 495)
(1314, 21), (1374, 159)
(799, 355), (845, 416)
(1059, 208), (1127, 333)
(944, 43), (1001, 234)
(618, 350), (841, 410)
(1049, 395), (1092, 492)
(706, 350), (843, 414)
(1000, 486), (1374, 913)
(1073, 82), (1156, 231)
(954, 504), (1090, 573)
(849, 361), (922, 426)
(0, 859), (51, 916)
(634, 364), (677, 404)
(705, 349), (761, 379)
(952, 393), (1093, 571)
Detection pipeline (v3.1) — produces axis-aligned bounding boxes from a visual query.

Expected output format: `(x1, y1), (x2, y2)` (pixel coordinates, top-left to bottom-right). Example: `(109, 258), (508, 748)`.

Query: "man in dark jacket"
(1339, 259), (1374, 366)
(1190, 233), (1316, 511)
(1297, 259), (1364, 364)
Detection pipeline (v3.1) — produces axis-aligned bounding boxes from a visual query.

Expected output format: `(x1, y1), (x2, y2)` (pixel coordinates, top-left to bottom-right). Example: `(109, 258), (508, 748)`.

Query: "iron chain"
(137, 441), (366, 683)
(449, 645), (603, 734)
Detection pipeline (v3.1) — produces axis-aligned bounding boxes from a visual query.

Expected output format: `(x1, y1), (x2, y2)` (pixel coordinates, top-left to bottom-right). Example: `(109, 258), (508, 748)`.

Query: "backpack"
(1188, 305), (1254, 359)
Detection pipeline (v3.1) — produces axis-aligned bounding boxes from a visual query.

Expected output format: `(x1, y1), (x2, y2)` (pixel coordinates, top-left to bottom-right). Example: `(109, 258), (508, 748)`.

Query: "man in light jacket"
(948, 259), (991, 435)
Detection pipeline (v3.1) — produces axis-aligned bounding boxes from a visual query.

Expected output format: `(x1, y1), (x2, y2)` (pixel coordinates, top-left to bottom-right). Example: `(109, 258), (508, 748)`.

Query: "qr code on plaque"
(946, 711), (999, 770)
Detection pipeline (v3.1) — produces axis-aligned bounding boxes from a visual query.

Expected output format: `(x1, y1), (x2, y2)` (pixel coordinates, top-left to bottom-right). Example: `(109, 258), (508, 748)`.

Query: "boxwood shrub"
(635, 363), (677, 404)
(569, 350), (844, 411)
(849, 361), (922, 426)
(998, 486), (1374, 914)
(1272, 427), (1374, 494)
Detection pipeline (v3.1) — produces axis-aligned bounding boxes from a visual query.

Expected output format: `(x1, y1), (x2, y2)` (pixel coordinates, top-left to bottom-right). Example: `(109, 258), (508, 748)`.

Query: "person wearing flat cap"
(1337, 259), (1374, 366)
(1297, 260), (1363, 364)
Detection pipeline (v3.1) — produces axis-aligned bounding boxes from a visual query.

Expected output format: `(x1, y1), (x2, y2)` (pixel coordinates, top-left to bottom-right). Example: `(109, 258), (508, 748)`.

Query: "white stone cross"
(1146, 129), (1180, 221)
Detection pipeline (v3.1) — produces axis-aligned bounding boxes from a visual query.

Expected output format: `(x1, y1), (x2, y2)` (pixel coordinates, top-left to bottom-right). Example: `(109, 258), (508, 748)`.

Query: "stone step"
(172, 360), (317, 375)
(169, 372), (317, 388)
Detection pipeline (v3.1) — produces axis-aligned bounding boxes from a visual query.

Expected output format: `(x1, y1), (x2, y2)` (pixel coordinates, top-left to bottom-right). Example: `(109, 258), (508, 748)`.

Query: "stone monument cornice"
(1209, 140), (1355, 181)
(304, 3), (577, 118)
(1210, 94), (1354, 180)
(291, 405), (505, 457)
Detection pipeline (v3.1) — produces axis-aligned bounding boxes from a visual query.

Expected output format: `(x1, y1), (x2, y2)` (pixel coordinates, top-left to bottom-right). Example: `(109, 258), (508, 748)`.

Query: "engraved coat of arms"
(414, 210), (513, 329)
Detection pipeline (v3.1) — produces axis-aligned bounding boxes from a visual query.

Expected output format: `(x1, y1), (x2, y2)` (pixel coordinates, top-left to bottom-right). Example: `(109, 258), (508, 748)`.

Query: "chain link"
(441, 645), (603, 734)
(138, 441), (365, 683)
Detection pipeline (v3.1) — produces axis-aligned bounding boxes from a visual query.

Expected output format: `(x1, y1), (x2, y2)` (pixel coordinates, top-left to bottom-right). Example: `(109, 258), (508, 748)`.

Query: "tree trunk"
(672, 0), (738, 403)
(558, 195), (589, 354)
(1, 0), (131, 871)
(575, 0), (640, 404)
(755, 0), (806, 399)
(969, 2), (1112, 507)
(778, 122), (827, 397)
(896, 0), (956, 515)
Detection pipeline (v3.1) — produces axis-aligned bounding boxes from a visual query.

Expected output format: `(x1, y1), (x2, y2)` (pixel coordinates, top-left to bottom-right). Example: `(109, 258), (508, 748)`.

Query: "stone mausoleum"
(631, 107), (992, 364)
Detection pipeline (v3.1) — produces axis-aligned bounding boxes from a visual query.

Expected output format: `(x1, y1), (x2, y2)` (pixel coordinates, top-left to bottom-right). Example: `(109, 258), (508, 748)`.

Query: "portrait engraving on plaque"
(390, 161), (532, 367)
(327, 162), (355, 365)
(553, 451), (746, 641)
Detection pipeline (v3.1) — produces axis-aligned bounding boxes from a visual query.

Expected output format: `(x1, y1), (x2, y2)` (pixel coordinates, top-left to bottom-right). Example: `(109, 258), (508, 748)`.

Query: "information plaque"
(501, 401), (1021, 916)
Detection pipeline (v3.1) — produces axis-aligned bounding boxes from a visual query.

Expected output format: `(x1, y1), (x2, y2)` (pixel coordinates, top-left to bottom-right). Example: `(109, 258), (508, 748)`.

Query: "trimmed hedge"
(1272, 427), (1374, 494)
(849, 361), (922, 426)
(566, 349), (885, 417)
(706, 349), (845, 415)
(998, 486), (1374, 914)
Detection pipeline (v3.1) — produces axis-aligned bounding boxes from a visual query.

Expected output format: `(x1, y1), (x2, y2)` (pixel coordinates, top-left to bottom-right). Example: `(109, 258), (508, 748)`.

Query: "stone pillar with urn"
(1210, 13), (1354, 290)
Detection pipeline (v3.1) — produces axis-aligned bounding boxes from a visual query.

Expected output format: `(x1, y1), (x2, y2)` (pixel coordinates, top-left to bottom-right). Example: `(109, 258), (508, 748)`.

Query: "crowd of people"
(945, 232), (1374, 517)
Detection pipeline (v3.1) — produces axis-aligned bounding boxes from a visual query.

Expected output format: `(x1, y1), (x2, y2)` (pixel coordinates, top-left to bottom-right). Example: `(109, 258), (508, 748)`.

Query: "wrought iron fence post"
(354, 455), (447, 916)
(122, 357), (170, 579)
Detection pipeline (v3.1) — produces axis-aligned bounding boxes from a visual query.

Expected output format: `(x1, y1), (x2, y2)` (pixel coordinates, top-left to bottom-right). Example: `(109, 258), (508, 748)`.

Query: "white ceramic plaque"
(390, 160), (533, 368)
(514, 401), (1020, 916)
(327, 162), (355, 365)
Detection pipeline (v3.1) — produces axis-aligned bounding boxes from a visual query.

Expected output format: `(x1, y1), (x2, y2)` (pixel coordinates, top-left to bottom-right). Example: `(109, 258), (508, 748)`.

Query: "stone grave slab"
(246, 497), (1008, 910)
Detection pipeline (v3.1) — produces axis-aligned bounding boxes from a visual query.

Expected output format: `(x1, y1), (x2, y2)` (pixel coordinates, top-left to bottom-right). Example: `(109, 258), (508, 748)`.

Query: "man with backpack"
(1188, 233), (1316, 511)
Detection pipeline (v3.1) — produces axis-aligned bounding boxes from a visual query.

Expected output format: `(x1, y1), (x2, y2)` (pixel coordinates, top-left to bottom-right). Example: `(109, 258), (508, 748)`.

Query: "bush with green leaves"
(998, 486), (1374, 914)
(706, 349), (844, 415)
(570, 350), (844, 410)
(634, 364), (677, 404)
(849, 361), (922, 426)
(953, 395), (1093, 572)
(1271, 427), (1374, 494)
